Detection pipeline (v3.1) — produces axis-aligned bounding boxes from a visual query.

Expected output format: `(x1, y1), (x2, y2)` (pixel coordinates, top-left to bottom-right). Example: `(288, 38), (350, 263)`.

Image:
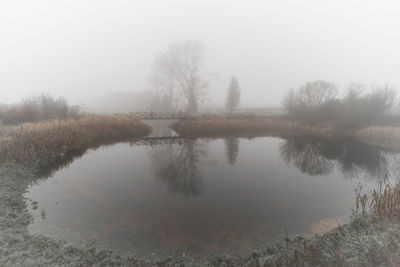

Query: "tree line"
(283, 81), (397, 127)
(148, 40), (398, 128)
(0, 94), (81, 125)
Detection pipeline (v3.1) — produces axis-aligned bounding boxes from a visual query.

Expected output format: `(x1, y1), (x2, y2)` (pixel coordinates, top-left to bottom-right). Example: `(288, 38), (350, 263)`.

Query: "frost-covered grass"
(209, 216), (400, 266)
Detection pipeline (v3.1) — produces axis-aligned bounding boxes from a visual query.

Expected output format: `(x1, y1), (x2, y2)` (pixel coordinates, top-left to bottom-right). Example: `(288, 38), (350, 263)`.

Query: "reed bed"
(355, 175), (400, 220)
(356, 126), (400, 150)
(0, 114), (150, 162)
(357, 126), (400, 142)
(173, 116), (333, 137)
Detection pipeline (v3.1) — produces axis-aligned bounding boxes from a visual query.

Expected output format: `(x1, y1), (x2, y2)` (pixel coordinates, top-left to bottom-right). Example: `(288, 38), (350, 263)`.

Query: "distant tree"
(0, 94), (81, 125)
(149, 40), (209, 114)
(225, 76), (241, 113)
(298, 80), (338, 112)
(341, 82), (397, 127)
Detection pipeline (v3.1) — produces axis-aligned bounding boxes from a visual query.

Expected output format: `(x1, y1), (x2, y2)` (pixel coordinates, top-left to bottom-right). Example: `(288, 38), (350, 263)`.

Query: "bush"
(0, 94), (82, 125)
(283, 81), (398, 128)
(282, 80), (338, 123)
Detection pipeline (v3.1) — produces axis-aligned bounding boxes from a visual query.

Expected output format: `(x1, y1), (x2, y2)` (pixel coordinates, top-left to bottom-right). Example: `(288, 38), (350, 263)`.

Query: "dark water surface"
(25, 134), (400, 258)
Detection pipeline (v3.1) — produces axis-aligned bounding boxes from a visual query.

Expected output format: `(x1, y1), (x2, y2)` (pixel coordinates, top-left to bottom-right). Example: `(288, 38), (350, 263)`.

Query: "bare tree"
(282, 80), (338, 122)
(149, 40), (209, 114)
(225, 76), (240, 114)
(298, 80), (338, 111)
(148, 53), (177, 112)
(282, 88), (304, 117)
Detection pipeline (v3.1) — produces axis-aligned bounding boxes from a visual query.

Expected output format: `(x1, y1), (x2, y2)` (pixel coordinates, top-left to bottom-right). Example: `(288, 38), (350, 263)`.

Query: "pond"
(25, 131), (400, 259)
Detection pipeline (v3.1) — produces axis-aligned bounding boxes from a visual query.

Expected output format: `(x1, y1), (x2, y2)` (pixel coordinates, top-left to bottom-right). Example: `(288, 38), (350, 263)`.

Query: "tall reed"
(357, 126), (400, 143)
(0, 114), (150, 163)
(355, 175), (400, 220)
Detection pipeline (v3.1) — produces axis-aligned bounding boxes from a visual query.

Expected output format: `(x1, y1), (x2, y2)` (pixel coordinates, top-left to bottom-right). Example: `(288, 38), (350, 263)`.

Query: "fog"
(1, 0), (399, 111)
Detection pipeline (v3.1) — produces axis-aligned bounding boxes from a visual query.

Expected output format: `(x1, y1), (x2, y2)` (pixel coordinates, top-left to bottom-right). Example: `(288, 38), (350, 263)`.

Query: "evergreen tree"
(226, 76), (241, 113)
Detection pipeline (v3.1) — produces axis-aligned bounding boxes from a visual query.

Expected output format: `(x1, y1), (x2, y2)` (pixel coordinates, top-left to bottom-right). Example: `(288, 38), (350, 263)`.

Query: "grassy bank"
(173, 116), (400, 153)
(0, 114), (151, 163)
(172, 116), (333, 138)
(356, 126), (400, 150)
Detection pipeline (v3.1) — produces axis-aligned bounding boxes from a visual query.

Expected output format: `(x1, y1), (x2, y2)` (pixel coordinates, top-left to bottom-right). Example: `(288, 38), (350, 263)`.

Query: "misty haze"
(1, 1), (400, 266)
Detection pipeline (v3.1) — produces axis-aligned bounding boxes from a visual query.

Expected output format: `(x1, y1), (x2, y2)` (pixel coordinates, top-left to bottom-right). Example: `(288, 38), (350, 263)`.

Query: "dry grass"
(173, 116), (333, 137)
(357, 126), (400, 142)
(356, 126), (400, 150)
(355, 176), (400, 220)
(0, 94), (81, 125)
(0, 114), (150, 162)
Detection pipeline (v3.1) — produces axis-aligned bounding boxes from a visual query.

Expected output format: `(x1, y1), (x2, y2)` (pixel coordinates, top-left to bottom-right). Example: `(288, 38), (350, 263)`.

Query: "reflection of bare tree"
(279, 137), (390, 179)
(335, 141), (387, 179)
(148, 139), (208, 197)
(224, 138), (239, 165)
(279, 138), (333, 176)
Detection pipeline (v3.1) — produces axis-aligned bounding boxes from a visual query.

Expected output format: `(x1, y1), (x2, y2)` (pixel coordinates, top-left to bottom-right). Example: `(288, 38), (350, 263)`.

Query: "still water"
(26, 134), (400, 258)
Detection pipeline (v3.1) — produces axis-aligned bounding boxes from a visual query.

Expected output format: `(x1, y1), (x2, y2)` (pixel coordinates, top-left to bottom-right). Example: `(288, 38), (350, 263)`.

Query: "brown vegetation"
(0, 114), (150, 162)
(357, 126), (400, 142)
(173, 115), (333, 137)
(0, 94), (81, 125)
(356, 176), (400, 220)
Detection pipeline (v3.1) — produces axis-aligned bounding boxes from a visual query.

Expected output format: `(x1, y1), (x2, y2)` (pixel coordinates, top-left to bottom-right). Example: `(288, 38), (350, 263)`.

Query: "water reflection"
(26, 135), (400, 258)
(279, 137), (334, 176)
(148, 139), (208, 197)
(35, 136), (397, 188)
(279, 137), (391, 179)
(35, 148), (88, 179)
(224, 138), (240, 165)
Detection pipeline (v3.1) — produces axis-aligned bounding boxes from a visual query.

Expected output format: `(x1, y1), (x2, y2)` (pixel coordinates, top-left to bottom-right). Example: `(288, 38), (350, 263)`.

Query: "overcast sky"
(1, 0), (399, 107)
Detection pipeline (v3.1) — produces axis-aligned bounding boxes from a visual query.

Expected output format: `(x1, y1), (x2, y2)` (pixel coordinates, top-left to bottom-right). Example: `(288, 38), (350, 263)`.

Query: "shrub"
(283, 81), (398, 128)
(0, 94), (82, 125)
(282, 80), (338, 123)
